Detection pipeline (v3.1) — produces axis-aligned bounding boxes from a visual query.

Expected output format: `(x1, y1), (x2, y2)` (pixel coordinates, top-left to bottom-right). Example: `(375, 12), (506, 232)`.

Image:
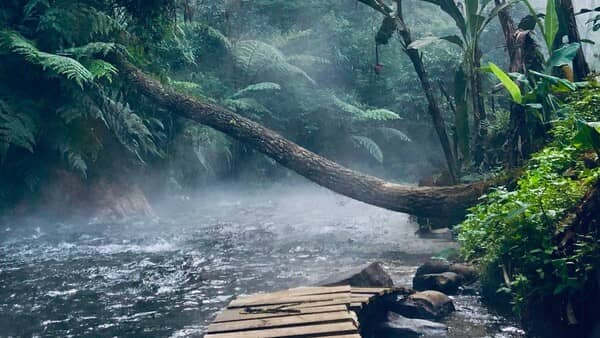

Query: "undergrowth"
(457, 85), (600, 315)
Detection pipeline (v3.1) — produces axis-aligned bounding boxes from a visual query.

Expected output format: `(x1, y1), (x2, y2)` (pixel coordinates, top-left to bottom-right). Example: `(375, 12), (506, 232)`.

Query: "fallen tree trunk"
(109, 54), (497, 220)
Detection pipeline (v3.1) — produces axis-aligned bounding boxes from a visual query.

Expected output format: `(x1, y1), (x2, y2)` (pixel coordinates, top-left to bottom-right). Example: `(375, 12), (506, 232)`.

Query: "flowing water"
(0, 185), (524, 337)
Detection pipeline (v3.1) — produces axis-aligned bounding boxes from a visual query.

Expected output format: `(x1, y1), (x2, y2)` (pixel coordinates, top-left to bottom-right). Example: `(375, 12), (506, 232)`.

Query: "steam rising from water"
(0, 185), (519, 337)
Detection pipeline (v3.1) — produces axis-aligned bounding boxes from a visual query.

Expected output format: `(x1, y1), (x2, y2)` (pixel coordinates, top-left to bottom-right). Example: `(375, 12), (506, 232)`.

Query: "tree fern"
(55, 141), (88, 178)
(0, 30), (93, 87)
(232, 40), (316, 85)
(351, 135), (384, 163)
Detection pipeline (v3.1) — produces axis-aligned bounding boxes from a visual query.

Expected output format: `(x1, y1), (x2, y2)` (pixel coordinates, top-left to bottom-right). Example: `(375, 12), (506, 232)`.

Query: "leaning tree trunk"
(108, 54), (495, 221)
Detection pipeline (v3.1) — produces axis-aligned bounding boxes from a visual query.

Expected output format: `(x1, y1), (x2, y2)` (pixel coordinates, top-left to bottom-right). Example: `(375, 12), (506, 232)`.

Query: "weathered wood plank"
(203, 322), (358, 338)
(213, 305), (349, 323)
(207, 311), (355, 333)
(234, 286), (351, 303)
(350, 287), (388, 294)
(229, 292), (352, 308)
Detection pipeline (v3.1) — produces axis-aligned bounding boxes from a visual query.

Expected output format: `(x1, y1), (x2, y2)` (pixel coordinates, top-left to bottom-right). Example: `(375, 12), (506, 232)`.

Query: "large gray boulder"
(413, 272), (462, 294)
(378, 311), (448, 337)
(318, 262), (394, 287)
(390, 290), (455, 319)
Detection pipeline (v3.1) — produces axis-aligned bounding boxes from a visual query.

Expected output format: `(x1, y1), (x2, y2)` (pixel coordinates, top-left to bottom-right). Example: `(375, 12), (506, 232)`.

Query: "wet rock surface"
(390, 290), (455, 320)
(413, 272), (463, 294)
(378, 311), (448, 337)
(318, 261), (394, 287)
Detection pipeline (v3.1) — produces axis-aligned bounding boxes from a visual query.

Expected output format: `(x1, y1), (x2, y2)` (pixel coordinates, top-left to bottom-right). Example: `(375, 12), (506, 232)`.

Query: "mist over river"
(0, 185), (522, 337)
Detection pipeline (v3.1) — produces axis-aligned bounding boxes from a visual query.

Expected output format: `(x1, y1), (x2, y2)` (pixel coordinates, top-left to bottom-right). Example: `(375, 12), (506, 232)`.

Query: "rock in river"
(413, 272), (463, 294)
(415, 259), (451, 276)
(448, 263), (478, 283)
(318, 262), (394, 287)
(390, 290), (455, 320)
(377, 311), (448, 337)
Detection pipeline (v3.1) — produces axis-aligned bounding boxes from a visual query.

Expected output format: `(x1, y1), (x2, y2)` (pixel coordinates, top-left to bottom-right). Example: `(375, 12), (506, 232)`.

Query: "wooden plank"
(213, 305), (349, 323)
(350, 287), (388, 294)
(207, 311), (355, 333)
(204, 322), (358, 338)
(229, 292), (352, 308)
(234, 286), (351, 303)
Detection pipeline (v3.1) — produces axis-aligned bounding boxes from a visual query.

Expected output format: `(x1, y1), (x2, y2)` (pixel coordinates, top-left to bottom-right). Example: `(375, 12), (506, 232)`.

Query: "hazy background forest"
(1, 0), (597, 219)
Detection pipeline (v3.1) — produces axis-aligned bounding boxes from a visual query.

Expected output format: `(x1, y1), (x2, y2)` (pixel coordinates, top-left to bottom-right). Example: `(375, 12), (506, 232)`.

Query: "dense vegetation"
(1, 0), (599, 335)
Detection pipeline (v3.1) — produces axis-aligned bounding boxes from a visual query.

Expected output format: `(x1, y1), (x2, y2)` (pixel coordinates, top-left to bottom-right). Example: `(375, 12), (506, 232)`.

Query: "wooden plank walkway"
(205, 285), (392, 338)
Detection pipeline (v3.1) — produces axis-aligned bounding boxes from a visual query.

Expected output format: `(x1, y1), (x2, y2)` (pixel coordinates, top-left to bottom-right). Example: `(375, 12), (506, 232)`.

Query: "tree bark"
(108, 54), (495, 220)
(496, 0), (528, 167)
(556, 0), (590, 80)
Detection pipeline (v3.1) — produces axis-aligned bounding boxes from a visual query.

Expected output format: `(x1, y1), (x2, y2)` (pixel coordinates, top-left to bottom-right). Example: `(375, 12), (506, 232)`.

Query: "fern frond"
(84, 59), (118, 81)
(61, 42), (118, 57)
(0, 30), (93, 87)
(102, 97), (164, 162)
(351, 135), (384, 163)
(0, 100), (36, 154)
(56, 141), (88, 178)
(224, 98), (271, 114)
(233, 40), (316, 85)
(232, 82), (281, 98)
(378, 127), (412, 142)
(358, 109), (401, 121)
(24, 0), (50, 19)
(332, 95), (365, 116)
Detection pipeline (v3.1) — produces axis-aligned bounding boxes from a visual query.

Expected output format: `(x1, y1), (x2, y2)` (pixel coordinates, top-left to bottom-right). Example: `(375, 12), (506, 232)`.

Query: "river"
(0, 185), (523, 337)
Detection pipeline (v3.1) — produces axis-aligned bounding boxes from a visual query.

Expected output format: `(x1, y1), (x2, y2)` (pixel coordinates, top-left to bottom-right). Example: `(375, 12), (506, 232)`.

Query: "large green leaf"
(544, 0), (559, 49)
(575, 121), (600, 156)
(545, 43), (580, 72)
(529, 70), (577, 91)
(487, 62), (522, 104)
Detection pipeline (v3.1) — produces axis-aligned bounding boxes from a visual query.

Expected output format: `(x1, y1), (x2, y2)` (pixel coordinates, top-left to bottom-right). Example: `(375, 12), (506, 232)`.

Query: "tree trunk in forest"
(470, 49), (486, 166)
(108, 54), (496, 221)
(394, 2), (458, 184)
(496, 0), (529, 167)
(372, 0), (459, 184)
(556, 0), (590, 80)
